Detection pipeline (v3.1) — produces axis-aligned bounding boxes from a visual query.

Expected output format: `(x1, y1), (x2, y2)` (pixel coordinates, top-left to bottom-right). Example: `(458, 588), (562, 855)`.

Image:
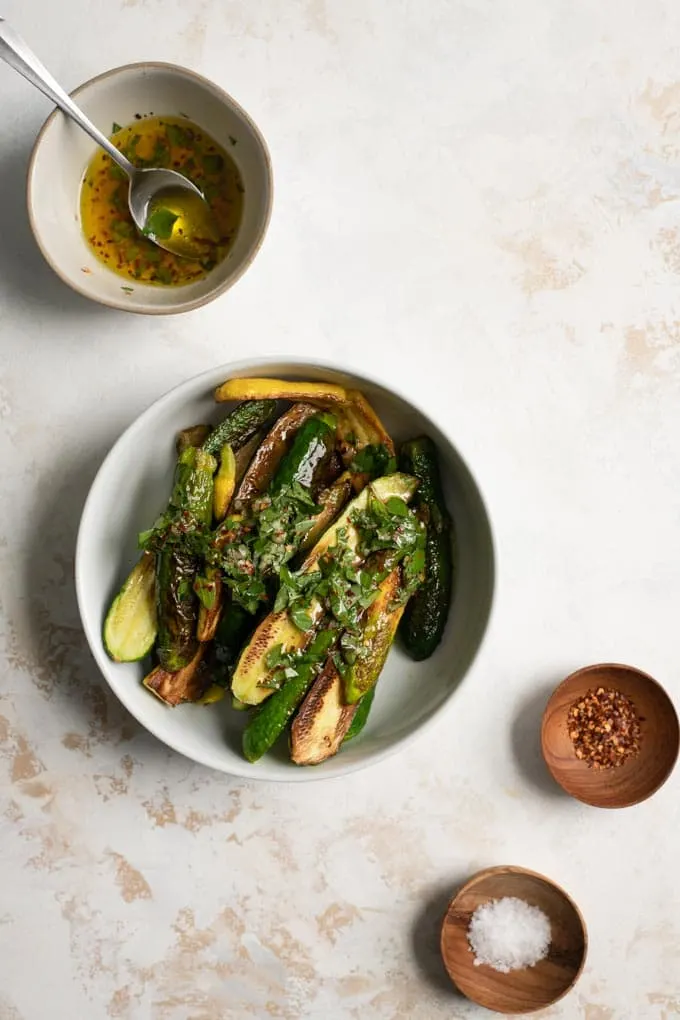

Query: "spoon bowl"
(127, 170), (214, 260)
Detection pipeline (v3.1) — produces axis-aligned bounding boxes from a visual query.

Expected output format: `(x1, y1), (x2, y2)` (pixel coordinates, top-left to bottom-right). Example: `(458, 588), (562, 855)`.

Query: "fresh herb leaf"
(290, 607), (314, 632)
(166, 123), (190, 147)
(260, 629), (336, 691)
(350, 443), (397, 479)
(124, 134), (142, 161)
(203, 153), (224, 174)
(111, 121), (123, 134)
(111, 219), (135, 240)
(143, 207), (179, 240)
(151, 139), (170, 165)
(155, 265), (174, 285)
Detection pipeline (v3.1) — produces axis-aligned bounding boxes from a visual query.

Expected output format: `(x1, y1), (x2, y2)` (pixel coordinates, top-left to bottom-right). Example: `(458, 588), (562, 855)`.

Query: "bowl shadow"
(0, 137), (102, 316)
(411, 879), (470, 999)
(511, 680), (568, 799)
(18, 439), (165, 761)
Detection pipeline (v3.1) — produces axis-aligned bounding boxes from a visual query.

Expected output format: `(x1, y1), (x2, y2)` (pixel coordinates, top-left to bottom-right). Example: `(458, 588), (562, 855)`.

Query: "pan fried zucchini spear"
(290, 659), (356, 766)
(154, 446), (216, 672)
(201, 399), (278, 457)
(398, 437), (454, 660)
(144, 644), (207, 706)
(103, 551), (157, 662)
(342, 568), (405, 704)
(233, 403), (318, 507)
(232, 474), (418, 706)
(242, 630), (336, 762)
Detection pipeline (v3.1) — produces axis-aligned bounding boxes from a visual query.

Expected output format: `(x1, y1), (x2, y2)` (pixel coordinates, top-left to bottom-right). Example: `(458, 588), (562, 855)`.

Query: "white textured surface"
(1, 2), (679, 1018)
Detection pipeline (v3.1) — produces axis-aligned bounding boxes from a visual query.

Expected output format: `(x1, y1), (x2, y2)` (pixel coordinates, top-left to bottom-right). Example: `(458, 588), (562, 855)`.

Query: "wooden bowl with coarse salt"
(541, 663), (679, 808)
(440, 865), (587, 1014)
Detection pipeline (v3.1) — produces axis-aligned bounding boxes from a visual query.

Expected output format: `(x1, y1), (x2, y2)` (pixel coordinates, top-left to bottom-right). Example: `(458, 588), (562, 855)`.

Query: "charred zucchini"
(215, 377), (347, 407)
(202, 399), (278, 457)
(103, 552), (157, 662)
(155, 447), (216, 672)
(290, 660), (356, 766)
(297, 472), (353, 555)
(234, 403), (318, 507)
(213, 443), (237, 522)
(232, 474), (418, 706)
(269, 413), (337, 494)
(342, 569), (405, 703)
(242, 630), (335, 762)
(398, 437), (453, 660)
(176, 424), (211, 455)
(144, 644), (208, 706)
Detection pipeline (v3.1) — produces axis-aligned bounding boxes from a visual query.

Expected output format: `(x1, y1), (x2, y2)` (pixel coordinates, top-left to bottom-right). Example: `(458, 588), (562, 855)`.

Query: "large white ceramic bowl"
(75, 360), (495, 781)
(27, 62), (272, 314)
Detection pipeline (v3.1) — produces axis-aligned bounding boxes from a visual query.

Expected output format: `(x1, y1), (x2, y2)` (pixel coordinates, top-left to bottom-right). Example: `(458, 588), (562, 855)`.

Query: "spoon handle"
(0, 19), (135, 177)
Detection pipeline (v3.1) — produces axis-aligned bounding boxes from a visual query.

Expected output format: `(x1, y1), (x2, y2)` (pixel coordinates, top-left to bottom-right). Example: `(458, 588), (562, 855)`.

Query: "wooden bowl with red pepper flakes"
(541, 663), (679, 808)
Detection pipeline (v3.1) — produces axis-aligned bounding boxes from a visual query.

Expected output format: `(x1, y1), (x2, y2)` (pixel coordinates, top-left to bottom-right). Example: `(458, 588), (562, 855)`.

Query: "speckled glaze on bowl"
(75, 359), (495, 781)
(27, 62), (273, 314)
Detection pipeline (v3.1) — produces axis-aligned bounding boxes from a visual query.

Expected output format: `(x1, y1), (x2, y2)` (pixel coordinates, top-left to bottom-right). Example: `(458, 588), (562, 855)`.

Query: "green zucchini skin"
(202, 400), (278, 457)
(398, 437), (454, 661)
(210, 602), (254, 683)
(242, 669), (314, 763)
(155, 548), (201, 671)
(103, 552), (157, 662)
(268, 413), (337, 494)
(242, 631), (335, 762)
(155, 447), (216, 671)
(343, 687), (375, 742)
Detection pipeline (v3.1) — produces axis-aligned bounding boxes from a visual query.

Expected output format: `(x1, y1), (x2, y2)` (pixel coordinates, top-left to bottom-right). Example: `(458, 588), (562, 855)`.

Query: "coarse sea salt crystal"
(467, 896), (551, 974)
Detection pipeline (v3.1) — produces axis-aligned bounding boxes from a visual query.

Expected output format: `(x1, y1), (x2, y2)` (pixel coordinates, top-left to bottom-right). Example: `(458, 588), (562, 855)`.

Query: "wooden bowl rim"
(541, 662), (680, 808)
(440, 865), (589, 1015)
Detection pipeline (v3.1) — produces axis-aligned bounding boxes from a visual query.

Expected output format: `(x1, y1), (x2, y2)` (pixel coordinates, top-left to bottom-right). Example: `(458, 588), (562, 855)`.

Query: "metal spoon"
(0, 18), (214, 260)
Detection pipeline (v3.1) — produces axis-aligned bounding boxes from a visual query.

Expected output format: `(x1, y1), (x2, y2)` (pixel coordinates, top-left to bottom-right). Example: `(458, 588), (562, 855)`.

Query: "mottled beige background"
(1, 1), (680, 1018)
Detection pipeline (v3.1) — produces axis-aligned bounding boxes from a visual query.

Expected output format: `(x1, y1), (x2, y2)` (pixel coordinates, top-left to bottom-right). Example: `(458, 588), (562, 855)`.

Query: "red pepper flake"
(568, 686), (642, 770)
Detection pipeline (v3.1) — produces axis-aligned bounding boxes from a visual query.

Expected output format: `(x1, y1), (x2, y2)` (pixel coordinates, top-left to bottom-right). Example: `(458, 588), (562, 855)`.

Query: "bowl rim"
(540, 661), (680, 808)
(26, 60), (274, 315)
(74, 355), (497, 782)
(440, 863), (588, 1015)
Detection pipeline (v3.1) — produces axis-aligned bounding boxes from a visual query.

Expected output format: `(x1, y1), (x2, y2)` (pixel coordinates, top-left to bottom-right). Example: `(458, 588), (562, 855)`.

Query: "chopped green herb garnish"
(143, 207), (179, 240)
(203, 154), (224, 174)
(350, 443), (397, 479)
(155, 265), (174, 285)
(111, 220), (135, 240)
(166, 123), (191, 147)
(262, 629), (336, 691)
(111, 121), (122, 134)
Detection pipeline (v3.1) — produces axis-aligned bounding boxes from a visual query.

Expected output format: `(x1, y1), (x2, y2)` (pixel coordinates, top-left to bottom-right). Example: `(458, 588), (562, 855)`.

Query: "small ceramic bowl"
(440, 865), (587, 1014)
(541, 663), (679, 808)
(27, 62), (272, 314)
(75, 358), (495, 781)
